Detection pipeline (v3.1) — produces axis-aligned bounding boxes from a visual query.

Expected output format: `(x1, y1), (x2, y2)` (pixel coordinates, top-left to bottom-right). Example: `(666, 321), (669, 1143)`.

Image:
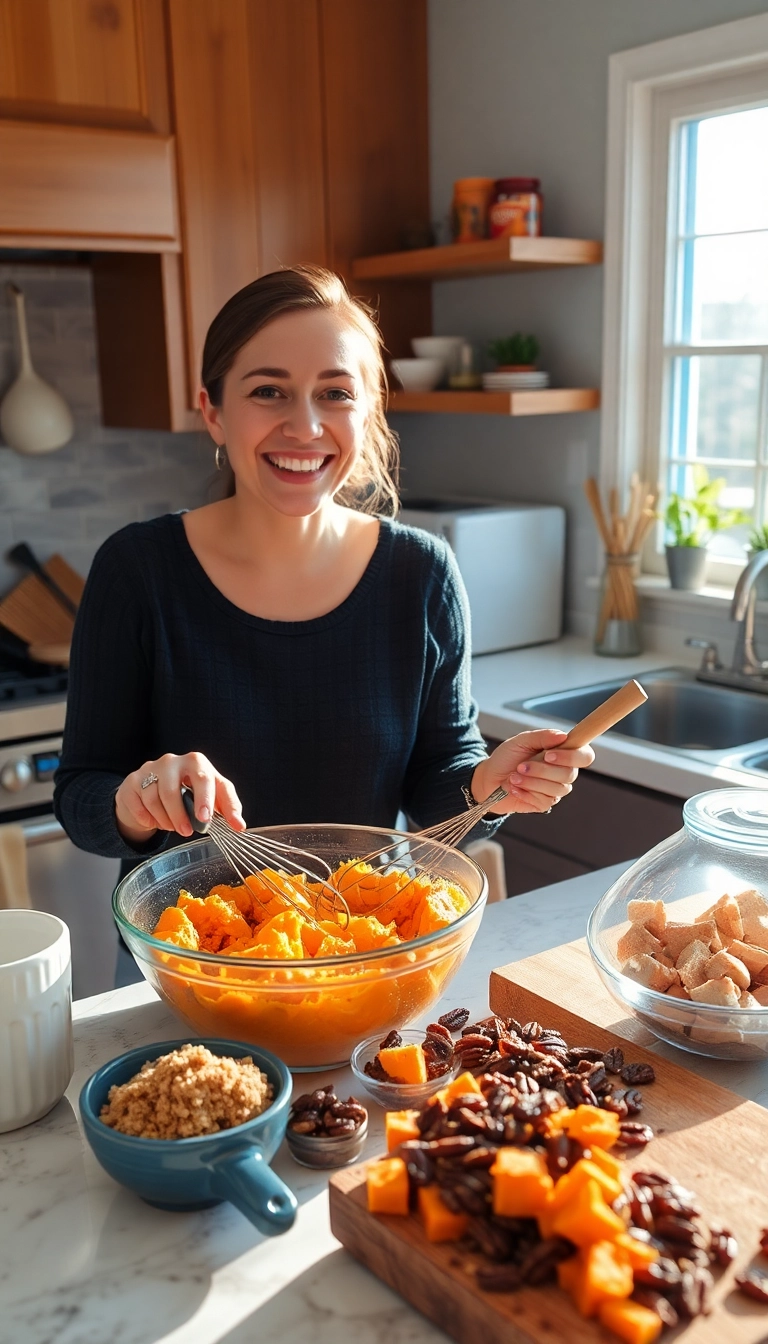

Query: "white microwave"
(399, 498), (565, 654)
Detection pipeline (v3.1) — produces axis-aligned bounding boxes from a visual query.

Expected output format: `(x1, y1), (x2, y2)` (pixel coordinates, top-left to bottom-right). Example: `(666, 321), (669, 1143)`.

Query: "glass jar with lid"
(489, 177), (543, 238)
(588, 789), (768, 1059)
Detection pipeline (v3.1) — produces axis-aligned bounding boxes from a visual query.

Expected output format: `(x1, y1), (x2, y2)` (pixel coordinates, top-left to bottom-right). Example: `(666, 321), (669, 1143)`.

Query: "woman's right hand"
(114, 752), (246, 844)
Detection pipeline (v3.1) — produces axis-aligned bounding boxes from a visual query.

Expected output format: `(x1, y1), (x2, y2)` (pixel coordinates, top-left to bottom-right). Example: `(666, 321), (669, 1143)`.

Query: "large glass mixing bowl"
(113, 824), (487, 1070)
(587, 789), (768, 1061)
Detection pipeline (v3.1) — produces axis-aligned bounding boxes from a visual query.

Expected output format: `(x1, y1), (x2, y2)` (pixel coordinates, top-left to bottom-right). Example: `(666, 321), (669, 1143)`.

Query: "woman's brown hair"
(201, 265), (400, 516)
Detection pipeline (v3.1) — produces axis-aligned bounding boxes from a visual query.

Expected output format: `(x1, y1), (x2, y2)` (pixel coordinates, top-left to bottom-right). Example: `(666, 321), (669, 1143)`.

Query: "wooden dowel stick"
(583, 479), (613, 552)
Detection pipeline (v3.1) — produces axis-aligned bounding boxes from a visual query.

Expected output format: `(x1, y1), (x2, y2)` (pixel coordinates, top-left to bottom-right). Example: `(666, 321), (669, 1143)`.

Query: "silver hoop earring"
(214, 443), (227, 471)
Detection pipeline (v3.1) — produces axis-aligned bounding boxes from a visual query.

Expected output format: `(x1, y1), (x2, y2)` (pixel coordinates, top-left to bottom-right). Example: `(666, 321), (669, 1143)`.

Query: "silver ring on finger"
(141, 772), (159, 790)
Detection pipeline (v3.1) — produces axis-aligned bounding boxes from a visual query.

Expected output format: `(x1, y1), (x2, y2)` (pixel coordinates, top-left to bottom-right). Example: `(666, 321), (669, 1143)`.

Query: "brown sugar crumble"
(99, 1043), (273, 1139)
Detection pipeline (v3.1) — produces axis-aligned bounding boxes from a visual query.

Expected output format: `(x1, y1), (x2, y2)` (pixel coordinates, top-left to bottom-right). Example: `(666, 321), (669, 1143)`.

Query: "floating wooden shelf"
(353, 235), (603, 282)
(388, 388), (600, 416)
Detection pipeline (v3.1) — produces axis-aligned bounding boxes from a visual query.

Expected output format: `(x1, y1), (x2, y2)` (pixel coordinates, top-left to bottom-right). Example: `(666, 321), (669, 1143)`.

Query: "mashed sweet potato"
(152, 860), (471, 959)
(145, 861), (476, 1068)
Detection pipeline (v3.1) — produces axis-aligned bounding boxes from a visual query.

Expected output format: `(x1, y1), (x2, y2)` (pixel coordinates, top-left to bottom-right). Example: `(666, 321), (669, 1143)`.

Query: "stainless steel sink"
(504, 667), (768, 754)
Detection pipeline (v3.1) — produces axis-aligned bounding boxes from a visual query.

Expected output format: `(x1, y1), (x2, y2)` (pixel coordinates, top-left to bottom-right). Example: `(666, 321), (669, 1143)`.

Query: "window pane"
(677, 232), (768, 343)
(664, 460), (753, 560)
(668, 355), (761, 462)
(693, 106), (768, 235)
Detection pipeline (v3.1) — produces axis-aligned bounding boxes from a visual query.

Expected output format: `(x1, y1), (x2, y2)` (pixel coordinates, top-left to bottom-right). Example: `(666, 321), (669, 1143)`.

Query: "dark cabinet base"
(486, 745), (684, 897)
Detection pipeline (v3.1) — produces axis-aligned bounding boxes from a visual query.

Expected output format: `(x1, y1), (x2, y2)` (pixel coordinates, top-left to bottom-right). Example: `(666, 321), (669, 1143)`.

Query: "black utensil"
(181, 786), (211, 835)
(6, 542), (78, 617)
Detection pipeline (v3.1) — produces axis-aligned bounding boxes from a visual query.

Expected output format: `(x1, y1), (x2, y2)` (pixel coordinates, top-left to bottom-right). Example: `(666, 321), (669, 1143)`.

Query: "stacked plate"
(482, 370), (550, 390)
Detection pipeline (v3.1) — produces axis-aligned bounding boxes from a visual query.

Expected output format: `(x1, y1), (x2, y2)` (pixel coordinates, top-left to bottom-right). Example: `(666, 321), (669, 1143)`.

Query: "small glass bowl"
(350, 1029), (458, 1109)
(285, 1113), (368, 1169)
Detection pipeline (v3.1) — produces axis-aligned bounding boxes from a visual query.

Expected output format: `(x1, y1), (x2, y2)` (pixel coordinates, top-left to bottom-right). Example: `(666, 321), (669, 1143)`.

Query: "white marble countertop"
(4, 862), (768, 1344)
(472, 634), (768, 799)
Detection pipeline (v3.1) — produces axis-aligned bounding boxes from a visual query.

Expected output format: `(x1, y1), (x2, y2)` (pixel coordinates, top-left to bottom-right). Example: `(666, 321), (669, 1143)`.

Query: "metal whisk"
(334, 786), (508, 915)
(181, 789), (351, 928)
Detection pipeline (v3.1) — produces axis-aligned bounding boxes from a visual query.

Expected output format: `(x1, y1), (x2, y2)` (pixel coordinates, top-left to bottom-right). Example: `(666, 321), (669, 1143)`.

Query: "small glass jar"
(588, 788), (768, 1060)
(451, 177), (496, 243)
(594, 553), (642, 657)
(488, 177), (543, 238)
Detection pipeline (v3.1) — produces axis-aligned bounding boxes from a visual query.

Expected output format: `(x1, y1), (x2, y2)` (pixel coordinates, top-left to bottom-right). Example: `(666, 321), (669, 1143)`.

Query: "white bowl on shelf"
(390, 357), (444, 393)
(410, 336), (464, 377)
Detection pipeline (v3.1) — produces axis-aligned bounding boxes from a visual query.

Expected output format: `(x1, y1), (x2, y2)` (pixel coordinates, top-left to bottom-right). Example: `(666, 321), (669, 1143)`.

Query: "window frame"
(600, 13), (768, 588)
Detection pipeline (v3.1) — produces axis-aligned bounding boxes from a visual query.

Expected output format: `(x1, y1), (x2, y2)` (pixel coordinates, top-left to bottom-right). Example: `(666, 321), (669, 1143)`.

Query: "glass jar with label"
(489, 178), (543, 238)
(451, 177), (496, 243)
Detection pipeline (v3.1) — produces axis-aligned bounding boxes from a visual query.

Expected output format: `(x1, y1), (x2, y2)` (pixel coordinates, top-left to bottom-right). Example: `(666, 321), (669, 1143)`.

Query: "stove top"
(0, 665), (68, 703)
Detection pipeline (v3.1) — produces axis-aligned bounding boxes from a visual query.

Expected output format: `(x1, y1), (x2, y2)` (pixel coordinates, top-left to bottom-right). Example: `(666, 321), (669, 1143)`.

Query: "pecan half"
(620, 1061), (656, 1085)
(736, 1268), (768, 1304)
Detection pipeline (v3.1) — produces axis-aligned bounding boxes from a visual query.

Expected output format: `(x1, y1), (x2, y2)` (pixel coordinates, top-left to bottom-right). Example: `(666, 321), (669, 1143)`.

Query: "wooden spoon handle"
(533, 679), (648, 758)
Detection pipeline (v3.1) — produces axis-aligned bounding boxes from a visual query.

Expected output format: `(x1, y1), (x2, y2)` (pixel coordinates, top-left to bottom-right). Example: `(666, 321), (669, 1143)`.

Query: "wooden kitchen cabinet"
(0, 0), (430, 428)
(320, 0), (431, 356)
(166, 0), (430, 405)
(490, 760), (683, 898)
(0, 0), (170, 132)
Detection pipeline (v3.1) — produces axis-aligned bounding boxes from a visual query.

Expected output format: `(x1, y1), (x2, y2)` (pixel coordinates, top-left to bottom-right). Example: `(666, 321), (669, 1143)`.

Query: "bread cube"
(704, 950), (751, 991)
(743, 915), (768, 952)
(734, 890), (768, 950)
(726, 939), (768, 978)
(663, 920), (717, 961)
(734, 887), (768, 917)
(622, 954), (679, 992)
(689, 976), (741, 1008)
(665, 982), (691, 1000)
(676, 939), (712, 991)
(616, 922), (662, 963)
(706, 893), (744, 942)
(739, 990), (761, 1009)
(627, 899), (667, 940)
(751, 985), (768, 1006)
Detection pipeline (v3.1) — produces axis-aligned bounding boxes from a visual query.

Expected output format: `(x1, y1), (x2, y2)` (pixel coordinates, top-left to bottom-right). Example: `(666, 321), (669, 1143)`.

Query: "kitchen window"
(601, 14), (768, 590)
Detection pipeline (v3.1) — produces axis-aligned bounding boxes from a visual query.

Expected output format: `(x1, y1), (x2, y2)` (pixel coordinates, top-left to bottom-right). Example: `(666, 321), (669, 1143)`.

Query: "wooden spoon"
(532, 678), (648, 759)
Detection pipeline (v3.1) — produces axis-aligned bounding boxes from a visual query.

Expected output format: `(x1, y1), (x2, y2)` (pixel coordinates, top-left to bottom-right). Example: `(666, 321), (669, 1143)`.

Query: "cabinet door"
(320, 0), (431, 355)
(247, 0), (327, 272)
(0, 0), (169, 131)
(167, 0), (262, 407)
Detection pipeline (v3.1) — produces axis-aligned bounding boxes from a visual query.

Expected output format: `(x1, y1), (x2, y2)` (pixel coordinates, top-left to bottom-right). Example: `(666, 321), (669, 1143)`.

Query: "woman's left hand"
(469, 730), (595, 816)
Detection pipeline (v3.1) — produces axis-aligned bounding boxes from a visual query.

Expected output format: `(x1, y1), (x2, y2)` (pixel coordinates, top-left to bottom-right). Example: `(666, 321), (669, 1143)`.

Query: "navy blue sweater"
(54, 514), (498, 862)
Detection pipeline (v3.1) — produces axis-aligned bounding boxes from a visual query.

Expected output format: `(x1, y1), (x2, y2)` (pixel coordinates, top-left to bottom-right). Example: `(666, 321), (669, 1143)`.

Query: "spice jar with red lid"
(489, 178), (543, 238)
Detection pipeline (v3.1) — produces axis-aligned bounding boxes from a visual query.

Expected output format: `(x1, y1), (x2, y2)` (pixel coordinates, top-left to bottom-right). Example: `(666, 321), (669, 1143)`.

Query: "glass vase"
(594, 553), (642, 657)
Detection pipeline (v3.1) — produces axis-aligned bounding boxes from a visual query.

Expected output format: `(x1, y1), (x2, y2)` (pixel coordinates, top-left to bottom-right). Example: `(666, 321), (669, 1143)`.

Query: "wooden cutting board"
(329, 944), (768, 1344)
(0, 554), (84, 647)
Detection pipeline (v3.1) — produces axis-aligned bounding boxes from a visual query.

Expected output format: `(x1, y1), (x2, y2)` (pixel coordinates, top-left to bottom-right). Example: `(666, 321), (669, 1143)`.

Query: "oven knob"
(0, 758), (33, 793)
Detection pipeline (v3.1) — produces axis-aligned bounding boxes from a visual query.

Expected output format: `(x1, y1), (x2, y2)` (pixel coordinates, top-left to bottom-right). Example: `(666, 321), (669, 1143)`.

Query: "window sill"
(585, 573), (741, 610)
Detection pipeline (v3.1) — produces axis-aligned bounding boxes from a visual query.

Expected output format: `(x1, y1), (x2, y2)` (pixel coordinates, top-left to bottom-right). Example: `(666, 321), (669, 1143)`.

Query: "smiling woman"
(53, 266), (593, 917)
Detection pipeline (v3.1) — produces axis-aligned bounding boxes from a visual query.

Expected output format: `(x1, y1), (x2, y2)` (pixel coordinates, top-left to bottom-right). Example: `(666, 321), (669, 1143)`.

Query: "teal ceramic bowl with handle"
(79, 1037), (297, 1236)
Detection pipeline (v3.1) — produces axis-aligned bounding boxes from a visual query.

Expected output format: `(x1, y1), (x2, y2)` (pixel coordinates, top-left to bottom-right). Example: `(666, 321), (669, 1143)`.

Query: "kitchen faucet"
(689, 550), (768, 692)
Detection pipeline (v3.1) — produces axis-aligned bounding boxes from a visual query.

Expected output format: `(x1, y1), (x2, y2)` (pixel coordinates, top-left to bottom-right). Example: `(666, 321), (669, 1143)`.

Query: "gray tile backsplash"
(0, 262), (214, 592)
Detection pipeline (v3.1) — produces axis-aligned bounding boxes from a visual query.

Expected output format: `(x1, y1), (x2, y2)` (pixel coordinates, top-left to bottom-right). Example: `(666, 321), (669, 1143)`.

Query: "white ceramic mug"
(0, 910), (73, 1132)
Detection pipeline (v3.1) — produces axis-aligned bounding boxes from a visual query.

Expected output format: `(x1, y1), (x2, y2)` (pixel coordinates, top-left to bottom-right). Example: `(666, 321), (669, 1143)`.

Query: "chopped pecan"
(602, 1046), (625, 1074)
(736, 1268), (768, 1304)
(438, 1006), (470, 1032)
(620, 1061), (656, 1085)
(616, 1121), (654, 1148)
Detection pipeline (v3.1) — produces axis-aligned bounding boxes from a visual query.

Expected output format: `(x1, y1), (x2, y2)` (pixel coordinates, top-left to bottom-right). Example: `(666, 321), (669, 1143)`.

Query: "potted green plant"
(746, 522), (768, 600)
(487, 333), (540, 371)
(664, 466), (749, 590)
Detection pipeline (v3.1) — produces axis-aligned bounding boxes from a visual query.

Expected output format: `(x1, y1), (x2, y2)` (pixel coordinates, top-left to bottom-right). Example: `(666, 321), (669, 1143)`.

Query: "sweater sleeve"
(400, 542), (502, 842)
(53, 532), (172, 861)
